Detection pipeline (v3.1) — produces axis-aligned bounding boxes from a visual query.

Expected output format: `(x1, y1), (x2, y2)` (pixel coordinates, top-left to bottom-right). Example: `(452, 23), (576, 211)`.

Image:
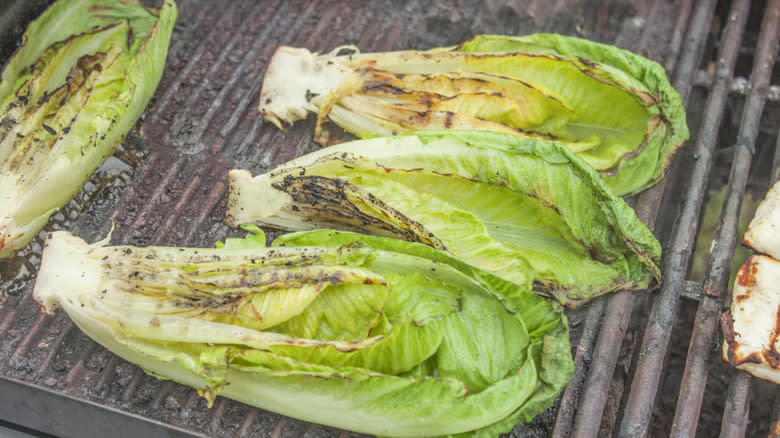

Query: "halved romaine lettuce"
(33, 227), (572, 437)
(226, 130), (661, 307)
(0, 0), (177, 258)
(257, 34), (688, 196)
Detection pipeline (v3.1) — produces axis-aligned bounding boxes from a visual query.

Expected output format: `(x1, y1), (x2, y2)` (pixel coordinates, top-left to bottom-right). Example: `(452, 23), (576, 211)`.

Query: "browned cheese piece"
(722, 254), (780, 383)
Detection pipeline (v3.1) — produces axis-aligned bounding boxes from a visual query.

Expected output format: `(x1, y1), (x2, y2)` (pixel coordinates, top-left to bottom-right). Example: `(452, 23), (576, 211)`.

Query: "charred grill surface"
(0, 1), (778, 437)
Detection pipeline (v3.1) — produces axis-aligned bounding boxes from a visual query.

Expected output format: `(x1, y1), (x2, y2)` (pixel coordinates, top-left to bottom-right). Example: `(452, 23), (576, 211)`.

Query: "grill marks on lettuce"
(32, 229), (572, 437)
(227, 131), (662, 306)
(0, 0), (177, 258)
(269, 173), (448, 251)
(257, 34), (688, 196)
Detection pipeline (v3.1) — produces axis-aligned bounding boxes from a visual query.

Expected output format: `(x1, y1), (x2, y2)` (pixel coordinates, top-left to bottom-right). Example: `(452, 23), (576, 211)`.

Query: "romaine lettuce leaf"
(258, 34), (688, 196)
(0, 0), (177, 257)
(32, 228), (572, 437)
(227, 131), (661, 306)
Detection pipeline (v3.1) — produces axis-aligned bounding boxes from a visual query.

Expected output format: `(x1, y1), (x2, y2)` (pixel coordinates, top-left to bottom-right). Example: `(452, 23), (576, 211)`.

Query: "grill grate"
(670, 2), (780, 436)
(0, 1), (778, 437)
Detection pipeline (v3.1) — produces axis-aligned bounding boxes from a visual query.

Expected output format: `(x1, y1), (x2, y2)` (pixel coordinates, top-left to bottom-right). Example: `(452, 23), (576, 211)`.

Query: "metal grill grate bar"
(663, 0), (696, 76)
(720, 372), (752, 437)
(551, 298), (606, 438)
(569, 290), (637, 437)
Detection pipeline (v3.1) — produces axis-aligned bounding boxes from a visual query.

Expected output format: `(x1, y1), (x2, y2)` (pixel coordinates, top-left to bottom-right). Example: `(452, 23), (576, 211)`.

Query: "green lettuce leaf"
(227, 130), (661, 306)
(257, 34), (688, 196)
(32, 229), (572, 437)
(0, 0), (177, 257)
(453, 34), (689, 197)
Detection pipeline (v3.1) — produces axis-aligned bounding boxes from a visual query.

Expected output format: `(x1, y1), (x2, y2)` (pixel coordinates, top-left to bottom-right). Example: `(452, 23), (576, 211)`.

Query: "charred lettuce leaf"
(257, 34), (688, 196)
(0, 0), (177, 258)
(226, 130), (661, 307)
(33, 228), (572, 437)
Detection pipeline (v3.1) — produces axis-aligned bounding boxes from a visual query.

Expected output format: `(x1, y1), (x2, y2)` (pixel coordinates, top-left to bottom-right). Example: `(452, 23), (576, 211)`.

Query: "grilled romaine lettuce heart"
(258, 34), (688, 196)
(33, 228), (573, 437)
(0, 0), (177, 258)
(226, 131), (661, 307)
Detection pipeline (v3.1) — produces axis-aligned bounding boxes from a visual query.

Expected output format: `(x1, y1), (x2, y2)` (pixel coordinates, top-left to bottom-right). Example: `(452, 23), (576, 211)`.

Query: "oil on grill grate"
(0, 0), (778, 437)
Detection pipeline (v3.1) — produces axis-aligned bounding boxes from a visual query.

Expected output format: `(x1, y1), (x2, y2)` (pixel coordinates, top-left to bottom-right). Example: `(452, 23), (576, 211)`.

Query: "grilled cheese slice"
(743, 180), (780, 259)
(722, 254), (780, 384)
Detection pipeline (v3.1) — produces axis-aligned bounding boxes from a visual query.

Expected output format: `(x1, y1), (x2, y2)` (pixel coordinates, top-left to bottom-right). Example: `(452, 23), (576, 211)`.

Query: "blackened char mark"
(273, 174), (448, 251)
